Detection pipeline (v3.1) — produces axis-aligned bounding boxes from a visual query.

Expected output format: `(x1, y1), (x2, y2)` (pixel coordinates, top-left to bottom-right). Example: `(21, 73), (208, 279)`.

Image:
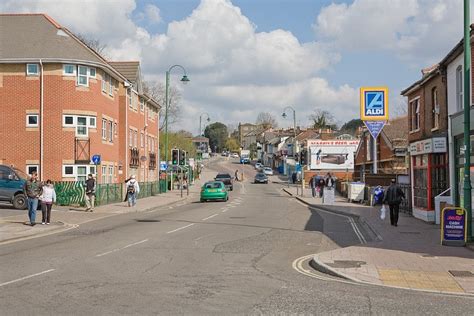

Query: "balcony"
(130, 148), (139, 168)
(149, 152), (156, 170)
(75, 138), (90, 164)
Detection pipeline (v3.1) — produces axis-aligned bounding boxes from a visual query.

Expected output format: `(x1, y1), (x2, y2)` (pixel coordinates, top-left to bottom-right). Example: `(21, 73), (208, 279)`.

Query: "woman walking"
(40, 180), (56, 225)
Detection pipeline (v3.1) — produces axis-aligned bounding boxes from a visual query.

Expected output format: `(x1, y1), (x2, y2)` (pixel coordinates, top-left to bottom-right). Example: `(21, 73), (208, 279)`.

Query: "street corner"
(0, 219), (76, 245)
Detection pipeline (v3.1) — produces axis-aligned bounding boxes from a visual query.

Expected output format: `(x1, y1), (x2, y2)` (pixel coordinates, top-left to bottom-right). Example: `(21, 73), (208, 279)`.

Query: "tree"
(256, 112), (278, 129)
(75, 34), (108, 58)
(159, 132), (196, 161)
(248, 143), (258, 160)
(340, 119), (364, 134)
(225, 138), (240, 153)
(204, 122), (228, 153)
(309, 110), (337, 130)
(143, 80), (181, 131)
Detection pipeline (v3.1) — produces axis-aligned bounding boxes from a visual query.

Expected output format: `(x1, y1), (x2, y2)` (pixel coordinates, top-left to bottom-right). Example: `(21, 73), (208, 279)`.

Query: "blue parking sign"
(360, 87), (389, 121)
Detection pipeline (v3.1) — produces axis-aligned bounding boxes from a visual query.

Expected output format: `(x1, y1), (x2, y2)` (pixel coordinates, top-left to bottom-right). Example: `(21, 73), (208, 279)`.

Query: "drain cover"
(325, 260), (366, 269)
(449, 270), (474, 277)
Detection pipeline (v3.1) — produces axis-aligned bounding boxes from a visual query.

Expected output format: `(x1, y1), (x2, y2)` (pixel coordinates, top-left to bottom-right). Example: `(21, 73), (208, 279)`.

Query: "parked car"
(214, 173), (233, 191)
(263, 167), (274, 176)
(0, 165), (28, 209)
(231, 153), (239, 158)
(255, 163), (262, 170)
(254, 173), (268, 184)
(200, 181), (228, 202)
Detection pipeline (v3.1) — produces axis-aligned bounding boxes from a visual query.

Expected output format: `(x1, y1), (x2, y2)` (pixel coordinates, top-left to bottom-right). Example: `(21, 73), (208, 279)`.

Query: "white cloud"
(145, 4), (161, 24)
(314, 0), (465, 66)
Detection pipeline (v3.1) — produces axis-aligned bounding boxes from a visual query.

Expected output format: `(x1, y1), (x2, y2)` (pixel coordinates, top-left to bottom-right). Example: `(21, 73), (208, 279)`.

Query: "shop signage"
(364, 121), (386, 139)
(360, 87), (389, 121)
(409, 137), (447, 155)
(441, 207), (467, 246)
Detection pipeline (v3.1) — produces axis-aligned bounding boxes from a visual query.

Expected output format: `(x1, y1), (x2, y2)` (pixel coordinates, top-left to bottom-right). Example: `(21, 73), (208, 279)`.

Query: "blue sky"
(1, 0), (467, 130)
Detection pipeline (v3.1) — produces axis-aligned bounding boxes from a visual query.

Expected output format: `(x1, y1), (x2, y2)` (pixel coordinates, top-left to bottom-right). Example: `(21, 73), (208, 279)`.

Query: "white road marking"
(168, 206), (173, 209)
(202, 214), (219, 221)
(166, 223), (195, 234)
(0, 269), (55, 287)
(96, 239), (149, 257)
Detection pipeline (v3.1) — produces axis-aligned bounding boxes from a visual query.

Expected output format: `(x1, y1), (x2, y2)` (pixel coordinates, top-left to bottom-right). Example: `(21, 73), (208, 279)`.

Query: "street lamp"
(282, 106), (297, 156)
(164, 65), (189, 165)
(199, 112), (210, 137)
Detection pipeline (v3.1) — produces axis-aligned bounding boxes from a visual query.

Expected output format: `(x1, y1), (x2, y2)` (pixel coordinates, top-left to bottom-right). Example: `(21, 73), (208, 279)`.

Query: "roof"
(0, 14), (105, 63)
(400, 64), (441, 96)
(381, 116), (409, 146)
(108, 61), (140, 82)
(296, 130), (319, 141)
(192, 136), (209, 143)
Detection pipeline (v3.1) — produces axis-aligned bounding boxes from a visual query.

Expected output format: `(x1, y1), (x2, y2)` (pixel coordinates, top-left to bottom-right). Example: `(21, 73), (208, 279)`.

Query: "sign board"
(441, 207), (467, 246)
(308, 140), (359, 170)
(160, 162), (167, 171)
(323, 188), (335, 205)
(364, 121), (386, 140)
(360, 87), (389, 121)
(409, 137), (447, 155)
(91, 154), (101, 165)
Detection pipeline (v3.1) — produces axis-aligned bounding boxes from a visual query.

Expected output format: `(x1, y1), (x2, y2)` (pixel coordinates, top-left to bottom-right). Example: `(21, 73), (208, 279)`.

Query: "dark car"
(254, 173), (268, 184)
(0, 165), (28, 209)
(214, 173), (233, 191)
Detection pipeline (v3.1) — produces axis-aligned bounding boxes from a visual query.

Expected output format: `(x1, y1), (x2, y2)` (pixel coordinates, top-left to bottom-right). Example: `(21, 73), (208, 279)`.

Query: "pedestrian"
(40, 180), (56, 225)
(23, 171), (42, 226)
(383, 179), (405, 227)
(318, 177), (325, 198)
(310, 175), (317, 198)
(325, 172), (335, 189)
(373, 185), (385, 206)
(126, 175), (140, 207)
(84, 174), (96, 212)
(235, 169), (239, 182)
(291, 172), (297, 184)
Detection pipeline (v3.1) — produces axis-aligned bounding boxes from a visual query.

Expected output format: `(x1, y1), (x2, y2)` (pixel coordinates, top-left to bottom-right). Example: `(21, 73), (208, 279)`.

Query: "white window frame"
(76, 116), (89, 137)
(26, 165), (39, 176)
(140, 98), (145, 112)
(62, 165), (95, 181)
(89, 67), (96, 78)
(102, 72), (108, 92)
(409, 98), (420, 132)
(432, 87), (439, 130)
(128, 89), (132, 108)
(108, 121), (113, 142)
(134, 130), (138, 148)
(456, 65), (463, 111)
(102, 119), (107, 140)
(77, 65), (89, 87)
(63, 115), (75, 127)
(108, 165), (114, 184)
(26, 114), (39, 127)
(109, 76), (113, 96)
(26, 63), (39, 76)
(101, 165), (107, 184)
(63, 165), (75, 177)
(89, 117), (96, 128)
(63, 64), (76, 76)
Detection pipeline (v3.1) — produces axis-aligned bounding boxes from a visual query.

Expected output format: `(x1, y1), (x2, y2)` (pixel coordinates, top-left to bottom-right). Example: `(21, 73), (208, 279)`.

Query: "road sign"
(364, 121), (386, 140)
(91, 154), (101, 165)
(441, 207), (467, 246)
(360, 87), (389, 121)
(160, 162), (167, 171)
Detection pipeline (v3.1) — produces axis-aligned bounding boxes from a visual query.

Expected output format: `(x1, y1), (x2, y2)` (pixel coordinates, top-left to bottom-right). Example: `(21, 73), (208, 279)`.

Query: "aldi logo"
(360, 87), (389, 121)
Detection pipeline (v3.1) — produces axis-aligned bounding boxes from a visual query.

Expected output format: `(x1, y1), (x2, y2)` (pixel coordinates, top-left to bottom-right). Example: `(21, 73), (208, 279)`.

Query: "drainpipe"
(39, 59), (44, 181)
(125, 86), (129, 181)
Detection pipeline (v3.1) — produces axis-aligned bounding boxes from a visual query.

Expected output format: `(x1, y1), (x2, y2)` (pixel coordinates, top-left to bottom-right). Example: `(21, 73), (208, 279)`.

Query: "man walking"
(383, 179), (405, 226)
(126, 175), (140, 207)
(84, 174), (96, 212)
(23, 171), (42, 226)
(310, 175), (317, 198)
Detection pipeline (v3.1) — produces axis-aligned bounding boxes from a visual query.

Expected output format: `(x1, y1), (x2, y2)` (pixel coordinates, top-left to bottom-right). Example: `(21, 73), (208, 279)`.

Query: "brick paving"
(283, 186), (474, 295)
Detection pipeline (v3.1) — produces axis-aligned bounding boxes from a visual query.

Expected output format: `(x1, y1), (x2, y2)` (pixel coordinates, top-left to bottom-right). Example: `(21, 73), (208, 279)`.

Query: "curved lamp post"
(164, 65), (189, 164)
(282, 106), (297, 155)
(199, 112), (210, 137)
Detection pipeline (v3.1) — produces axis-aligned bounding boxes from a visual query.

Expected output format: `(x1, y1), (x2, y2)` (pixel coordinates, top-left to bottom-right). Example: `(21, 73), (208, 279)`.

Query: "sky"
(0, 0), (468, 134)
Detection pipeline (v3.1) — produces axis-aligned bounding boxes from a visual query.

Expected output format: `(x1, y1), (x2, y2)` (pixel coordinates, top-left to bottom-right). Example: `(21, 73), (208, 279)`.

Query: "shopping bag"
(380, 205), (386, 220)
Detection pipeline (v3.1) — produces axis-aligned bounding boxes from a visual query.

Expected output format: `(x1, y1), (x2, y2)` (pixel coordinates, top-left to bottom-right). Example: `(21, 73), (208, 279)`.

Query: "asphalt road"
(1, 159), (472, 315)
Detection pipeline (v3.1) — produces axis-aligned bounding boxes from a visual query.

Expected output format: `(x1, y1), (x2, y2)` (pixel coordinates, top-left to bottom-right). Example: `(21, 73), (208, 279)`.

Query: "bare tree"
(393, 99), (408, 117)
(309, 109), (337, 130)
(75, 34), (109, 58)
(255, 112), (278, 129)
(143, 81), (182, 131)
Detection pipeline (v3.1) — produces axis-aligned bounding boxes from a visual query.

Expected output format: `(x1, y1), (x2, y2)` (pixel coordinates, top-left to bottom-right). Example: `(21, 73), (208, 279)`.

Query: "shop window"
(26, 114), (39, 127)
(455, 66), (463, 111)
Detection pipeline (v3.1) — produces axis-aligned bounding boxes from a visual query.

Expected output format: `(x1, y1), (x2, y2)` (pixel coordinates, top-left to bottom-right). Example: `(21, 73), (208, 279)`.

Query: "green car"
(200, 181), (228, 202)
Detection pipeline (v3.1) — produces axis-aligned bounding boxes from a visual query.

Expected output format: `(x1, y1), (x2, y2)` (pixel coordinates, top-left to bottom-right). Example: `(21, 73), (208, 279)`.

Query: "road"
(1, 158), (472, 315)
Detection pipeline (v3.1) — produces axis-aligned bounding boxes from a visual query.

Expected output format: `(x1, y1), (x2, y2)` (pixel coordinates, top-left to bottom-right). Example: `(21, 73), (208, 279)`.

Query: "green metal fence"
(54, 181), (85, 206)
(137, 181), (160, 199)
(96, 183), (123, 206)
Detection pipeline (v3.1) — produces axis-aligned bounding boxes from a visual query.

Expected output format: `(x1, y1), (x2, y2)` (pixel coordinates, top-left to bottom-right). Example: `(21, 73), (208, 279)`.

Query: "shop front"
(409, 137), (448, 222)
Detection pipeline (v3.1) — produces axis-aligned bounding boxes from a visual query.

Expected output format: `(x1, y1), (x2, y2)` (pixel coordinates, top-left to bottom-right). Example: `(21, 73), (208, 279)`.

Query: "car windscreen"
(205, 182), (222, 189)
(256, 173), (266, 178)
(13, 168), (29, 180)
(215, 174), (231, 179)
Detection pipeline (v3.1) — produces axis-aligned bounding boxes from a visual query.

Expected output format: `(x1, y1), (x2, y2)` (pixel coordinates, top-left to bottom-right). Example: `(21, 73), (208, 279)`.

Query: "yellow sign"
(360, 87), (389, 121)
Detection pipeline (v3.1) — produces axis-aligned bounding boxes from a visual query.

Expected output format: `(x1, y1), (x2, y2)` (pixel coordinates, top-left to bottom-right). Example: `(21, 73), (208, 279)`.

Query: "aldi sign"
(360, 87), (389, 121)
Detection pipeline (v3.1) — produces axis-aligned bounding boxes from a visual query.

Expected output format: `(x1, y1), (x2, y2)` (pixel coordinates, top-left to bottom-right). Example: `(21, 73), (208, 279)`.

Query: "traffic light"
(179, 150), (186, 166)
(171, 149), (179, 165)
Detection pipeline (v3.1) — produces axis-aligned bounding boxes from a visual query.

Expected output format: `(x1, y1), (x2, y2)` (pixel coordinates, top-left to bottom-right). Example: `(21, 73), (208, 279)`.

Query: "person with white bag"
(383, 179), (405, 226)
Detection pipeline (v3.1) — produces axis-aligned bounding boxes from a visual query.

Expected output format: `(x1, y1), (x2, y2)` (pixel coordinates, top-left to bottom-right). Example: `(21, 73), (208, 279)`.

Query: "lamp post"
(199, 112), (210, 137)
(164, 65), (189, 165)
(282, 106), (297, 187)
(463, 0), (472, 241)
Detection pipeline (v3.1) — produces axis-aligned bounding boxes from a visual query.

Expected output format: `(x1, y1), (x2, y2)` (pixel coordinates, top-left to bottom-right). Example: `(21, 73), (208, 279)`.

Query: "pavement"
(282, 185), (474, 296)
(0, 166), (215, 245)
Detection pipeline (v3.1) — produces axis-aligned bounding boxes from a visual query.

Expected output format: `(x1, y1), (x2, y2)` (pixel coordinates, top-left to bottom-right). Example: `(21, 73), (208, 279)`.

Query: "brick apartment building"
(0, 14), (160, 183)
(401, 65), (449, 222)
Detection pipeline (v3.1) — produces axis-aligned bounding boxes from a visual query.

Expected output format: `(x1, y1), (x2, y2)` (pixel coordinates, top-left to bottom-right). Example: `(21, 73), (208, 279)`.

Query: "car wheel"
(230, 186), (233, 191)
(13, 194), (27, 210)
(225, 196), (229, 202)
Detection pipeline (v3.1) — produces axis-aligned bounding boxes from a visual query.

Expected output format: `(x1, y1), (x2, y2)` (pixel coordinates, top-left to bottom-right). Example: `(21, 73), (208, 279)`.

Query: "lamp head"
(206, 117), (210, 122)
(180, 75), (190, 84)
(282, 112), (287, 119)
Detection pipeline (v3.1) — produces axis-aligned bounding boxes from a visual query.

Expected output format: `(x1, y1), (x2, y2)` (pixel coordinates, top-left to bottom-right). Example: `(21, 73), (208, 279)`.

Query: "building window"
(108, 121), (113, 142)
(102, 119), (107, 140)
(456, 66), (463, 111)
(140, 98), (145, 112)
(109, 76), (113, 96)
(63, 115), (74, 126)
(108, 165), (114, 184)
(128, 89), (132, 108)
(410, 98), (420, 131)
(26, 165), (39, 175)
(89, 67), (96, 78)
(26, 64), (39, 76)
(102, 72), (108, 92)
(26, 114), (39, 127)
(101, 165), (107, 184)
(140, 132), (144, 148)
(76, 116), (88, 137)
(129, 129), (133, 147)
(63, 166), (74, 176)
(77, 65), (89, 86)
(134, 131), (138, 148)
(432, 87), (439, 130)
(89, 117), (96, 128)
(63, 64), (75, 76)
(62, 165), (96, 181)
